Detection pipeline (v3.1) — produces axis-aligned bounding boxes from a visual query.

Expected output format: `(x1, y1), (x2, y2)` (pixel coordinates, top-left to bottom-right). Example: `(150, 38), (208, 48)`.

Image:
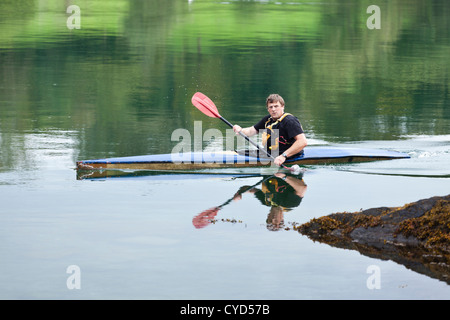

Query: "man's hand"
(232, 125), (242, 134)
(274, 154), (286, 166)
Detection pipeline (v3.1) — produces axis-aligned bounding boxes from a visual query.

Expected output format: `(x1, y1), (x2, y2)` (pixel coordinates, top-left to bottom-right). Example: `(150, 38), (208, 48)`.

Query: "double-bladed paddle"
(192, 175), (273, 229)
(191, 92), (301, 175)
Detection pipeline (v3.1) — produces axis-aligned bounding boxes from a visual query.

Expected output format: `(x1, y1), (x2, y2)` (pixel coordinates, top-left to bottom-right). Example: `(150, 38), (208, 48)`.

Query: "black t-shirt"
(253, 177), (303, 209)
(253, 113), (304, 157)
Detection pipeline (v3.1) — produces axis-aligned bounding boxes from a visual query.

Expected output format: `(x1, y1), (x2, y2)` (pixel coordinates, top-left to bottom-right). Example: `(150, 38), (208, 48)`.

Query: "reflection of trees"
(1, 0), (448, 165)
(299, 1), (449, 140)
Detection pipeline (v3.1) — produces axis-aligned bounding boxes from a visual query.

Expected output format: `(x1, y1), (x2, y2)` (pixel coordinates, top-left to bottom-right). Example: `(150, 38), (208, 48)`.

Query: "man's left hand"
(274, 155), (286, 166)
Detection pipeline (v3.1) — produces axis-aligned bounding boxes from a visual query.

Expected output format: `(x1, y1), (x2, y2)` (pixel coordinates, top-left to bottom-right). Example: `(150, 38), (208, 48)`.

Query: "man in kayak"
(233, 94), (307, 166)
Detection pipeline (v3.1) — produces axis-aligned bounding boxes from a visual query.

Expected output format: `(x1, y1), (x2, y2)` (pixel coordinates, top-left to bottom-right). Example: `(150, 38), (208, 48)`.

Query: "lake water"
(0, 0), (449, 300)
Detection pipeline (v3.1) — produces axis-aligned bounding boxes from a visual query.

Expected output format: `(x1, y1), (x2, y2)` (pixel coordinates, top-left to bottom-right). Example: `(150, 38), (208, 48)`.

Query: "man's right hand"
(233, 125), (242, 134)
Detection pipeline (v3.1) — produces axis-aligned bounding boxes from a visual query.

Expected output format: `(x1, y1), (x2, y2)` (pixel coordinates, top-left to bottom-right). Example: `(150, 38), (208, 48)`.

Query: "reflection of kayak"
(76, 147), (410, 171)
(76, 169), (260, 180)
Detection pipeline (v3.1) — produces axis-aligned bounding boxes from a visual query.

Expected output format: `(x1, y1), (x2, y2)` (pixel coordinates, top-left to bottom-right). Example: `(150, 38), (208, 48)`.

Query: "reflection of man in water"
(233, 173), (307, 231)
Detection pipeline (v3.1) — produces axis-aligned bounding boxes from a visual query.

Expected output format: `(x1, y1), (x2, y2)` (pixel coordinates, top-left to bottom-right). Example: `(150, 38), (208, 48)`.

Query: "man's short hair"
(266, 94), (285, 107)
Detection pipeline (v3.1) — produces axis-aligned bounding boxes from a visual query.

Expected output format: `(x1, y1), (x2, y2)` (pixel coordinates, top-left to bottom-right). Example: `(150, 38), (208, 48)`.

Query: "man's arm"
(233, 125), (258, 137)
(274, 173), (307, 197)
(274, 133), (307, 166)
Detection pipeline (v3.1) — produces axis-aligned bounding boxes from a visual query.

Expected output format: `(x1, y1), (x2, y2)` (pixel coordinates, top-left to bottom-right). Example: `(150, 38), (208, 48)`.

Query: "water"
(0, 0), (449, 300)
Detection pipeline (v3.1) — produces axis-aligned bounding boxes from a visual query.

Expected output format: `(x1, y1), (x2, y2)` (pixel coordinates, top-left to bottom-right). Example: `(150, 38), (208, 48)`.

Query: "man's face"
(267, 101), (284, 120)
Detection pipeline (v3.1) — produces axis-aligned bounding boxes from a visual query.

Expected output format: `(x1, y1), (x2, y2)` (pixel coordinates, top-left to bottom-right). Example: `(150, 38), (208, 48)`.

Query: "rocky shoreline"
(294, 194), (450, 284)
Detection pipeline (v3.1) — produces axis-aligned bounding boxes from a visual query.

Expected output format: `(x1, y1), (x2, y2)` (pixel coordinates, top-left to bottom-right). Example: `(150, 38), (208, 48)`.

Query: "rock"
(295, 194), (450, 284)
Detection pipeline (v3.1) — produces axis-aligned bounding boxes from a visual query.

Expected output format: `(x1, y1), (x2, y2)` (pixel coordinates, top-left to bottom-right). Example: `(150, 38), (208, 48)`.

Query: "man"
(233, 94), (307, 166)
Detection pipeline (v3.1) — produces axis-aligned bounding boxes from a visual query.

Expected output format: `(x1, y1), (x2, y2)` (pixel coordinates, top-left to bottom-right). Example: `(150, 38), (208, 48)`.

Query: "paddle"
(191, 92), (302, 174)
(192, 175), (272, 229)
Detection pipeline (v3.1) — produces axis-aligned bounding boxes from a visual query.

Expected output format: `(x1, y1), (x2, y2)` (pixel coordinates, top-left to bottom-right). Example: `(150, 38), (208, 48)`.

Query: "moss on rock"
(295, 194), (450, 284)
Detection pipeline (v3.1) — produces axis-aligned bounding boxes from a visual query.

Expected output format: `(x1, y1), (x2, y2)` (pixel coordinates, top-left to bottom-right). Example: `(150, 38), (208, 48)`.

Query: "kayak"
(76, 147), (410, 171)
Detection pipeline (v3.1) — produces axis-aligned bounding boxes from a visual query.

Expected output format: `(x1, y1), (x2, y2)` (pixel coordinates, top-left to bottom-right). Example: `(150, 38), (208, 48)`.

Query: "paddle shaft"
(217, 175), (273, 209)
(218, 116), (292, 171)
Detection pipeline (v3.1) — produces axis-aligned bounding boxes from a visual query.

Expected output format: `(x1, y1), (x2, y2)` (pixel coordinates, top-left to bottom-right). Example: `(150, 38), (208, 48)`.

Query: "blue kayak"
(76, 147), (410, 171)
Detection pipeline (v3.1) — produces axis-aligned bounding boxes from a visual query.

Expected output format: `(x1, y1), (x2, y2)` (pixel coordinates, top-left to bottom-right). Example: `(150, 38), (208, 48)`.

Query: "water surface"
(0, 0), (449, 299)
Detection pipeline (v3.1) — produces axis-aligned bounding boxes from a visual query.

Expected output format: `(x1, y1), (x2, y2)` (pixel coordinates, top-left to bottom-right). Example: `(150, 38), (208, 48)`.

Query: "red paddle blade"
(191, 92), (221, 118)
(192, 207), (219, 229)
